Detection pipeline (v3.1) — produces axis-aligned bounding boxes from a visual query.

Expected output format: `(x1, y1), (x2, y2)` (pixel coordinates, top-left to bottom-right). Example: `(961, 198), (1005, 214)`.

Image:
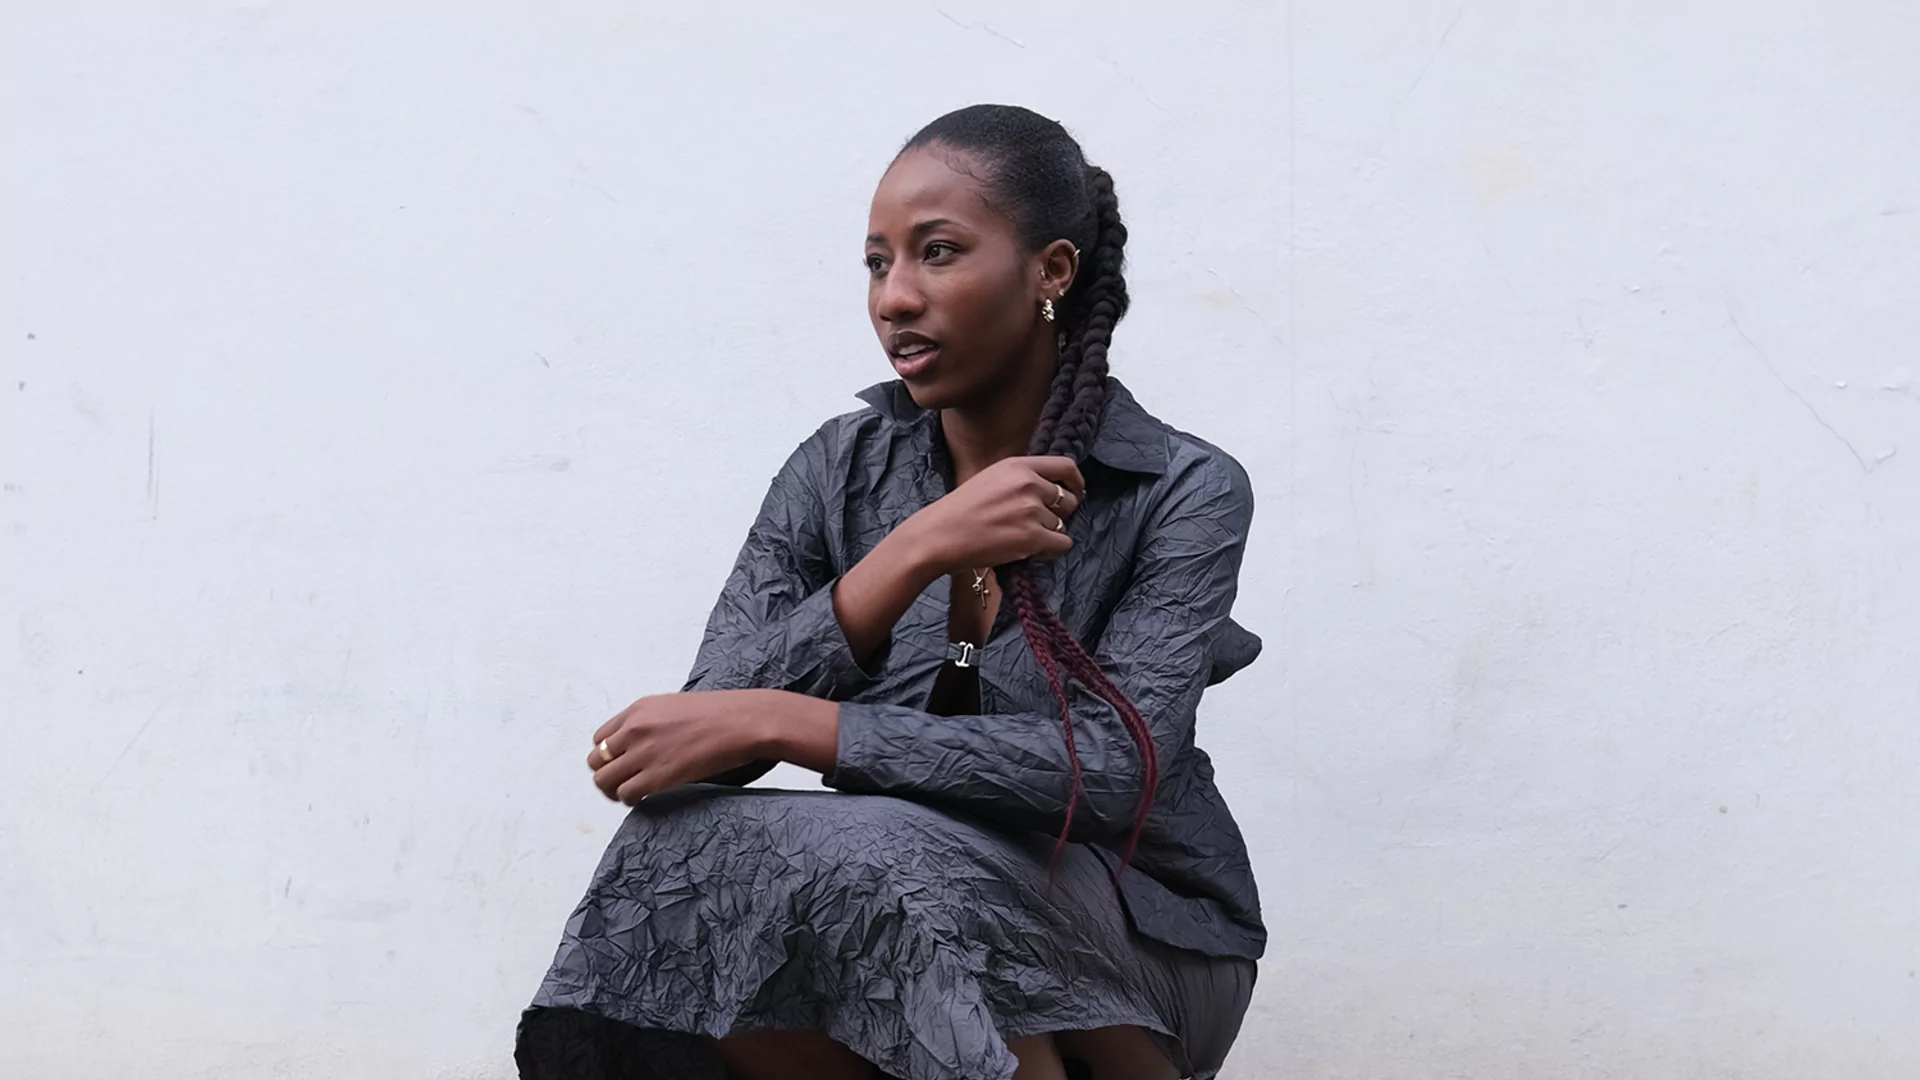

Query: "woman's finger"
(585, 732), (623, 771)
(592, 739), (646, 797)
(1025, 471), (1084, 523)
(616, 769), (661, 805)
(1022, 456), (1086, 498)
(593, 703), (635, 744)
(592, 770), (621, 800)
(585, 723), (628, 770)
(1034, 504), (1072, 534)
(1031, 530), (1073, 562)
(1028, 506), (1073, 551)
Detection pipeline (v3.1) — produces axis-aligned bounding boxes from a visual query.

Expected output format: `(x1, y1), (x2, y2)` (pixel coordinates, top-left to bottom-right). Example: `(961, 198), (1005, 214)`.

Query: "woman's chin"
(898, 374), (958, 412)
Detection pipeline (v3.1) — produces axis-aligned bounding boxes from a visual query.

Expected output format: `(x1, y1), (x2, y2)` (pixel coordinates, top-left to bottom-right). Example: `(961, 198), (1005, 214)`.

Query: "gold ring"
(1047, 482), (1067, 512)
(1052, 515), (1066, 533)
(598, 739), (614, 764)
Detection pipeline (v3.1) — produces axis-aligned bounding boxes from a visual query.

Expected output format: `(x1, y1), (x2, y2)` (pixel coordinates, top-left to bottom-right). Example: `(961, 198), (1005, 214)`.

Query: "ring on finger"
(1051, 514), (1067, 533)
(598, 738), (615, 764)
(1047, 482), (1067, 512)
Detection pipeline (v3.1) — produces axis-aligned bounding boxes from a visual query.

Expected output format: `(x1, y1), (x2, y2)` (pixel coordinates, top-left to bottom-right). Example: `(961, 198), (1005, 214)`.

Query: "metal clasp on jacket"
(946, 641), (978, 668)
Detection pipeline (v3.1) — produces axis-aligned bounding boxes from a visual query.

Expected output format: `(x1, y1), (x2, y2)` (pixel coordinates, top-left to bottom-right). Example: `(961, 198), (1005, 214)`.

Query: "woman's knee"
(1006, 1033), (1068, 1080)
(1052, 1025), (1182, 1080)
(709, 1028), (872, 1080)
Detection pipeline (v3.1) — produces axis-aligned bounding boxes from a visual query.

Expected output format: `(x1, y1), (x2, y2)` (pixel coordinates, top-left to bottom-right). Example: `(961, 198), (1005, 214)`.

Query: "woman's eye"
(863, 254), (887, 275)
(925, 242), (958, 261)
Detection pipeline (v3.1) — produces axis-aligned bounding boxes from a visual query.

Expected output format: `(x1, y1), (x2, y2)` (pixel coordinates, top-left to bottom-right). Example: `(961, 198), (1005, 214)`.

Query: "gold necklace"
(970, 568), (991, 610)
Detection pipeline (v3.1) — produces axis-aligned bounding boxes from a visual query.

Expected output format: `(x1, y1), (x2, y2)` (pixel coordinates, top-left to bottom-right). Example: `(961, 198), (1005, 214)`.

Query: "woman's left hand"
(587, 690), (768, 804)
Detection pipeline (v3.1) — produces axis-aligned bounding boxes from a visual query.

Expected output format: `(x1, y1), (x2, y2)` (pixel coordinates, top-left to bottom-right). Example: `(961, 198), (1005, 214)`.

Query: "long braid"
(1049, 168), (1129, 461)
(1028, 338), (1082, 454)
(1013, 582), (1082, 868)
(1012, 165), (1156, 867)
(903, 108), (1155, 871)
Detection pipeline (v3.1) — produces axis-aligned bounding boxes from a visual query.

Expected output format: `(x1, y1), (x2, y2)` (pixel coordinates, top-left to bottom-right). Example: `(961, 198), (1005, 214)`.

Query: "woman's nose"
(873, 268), (926, 323)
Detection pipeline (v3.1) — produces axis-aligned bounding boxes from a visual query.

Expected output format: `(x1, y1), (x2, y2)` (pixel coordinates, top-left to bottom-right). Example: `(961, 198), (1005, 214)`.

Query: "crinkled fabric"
(518, 380), (1267, 1076)
(516, 787), (1255, 1080)
(685, 378), (1265, 959)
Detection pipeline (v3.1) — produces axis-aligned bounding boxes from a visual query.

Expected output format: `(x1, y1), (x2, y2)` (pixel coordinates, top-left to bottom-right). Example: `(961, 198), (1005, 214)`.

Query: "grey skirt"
(515, 786), (1255, 1080)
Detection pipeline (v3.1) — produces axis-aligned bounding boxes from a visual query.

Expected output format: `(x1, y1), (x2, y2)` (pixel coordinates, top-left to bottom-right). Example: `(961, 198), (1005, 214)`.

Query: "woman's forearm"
(706, 524), (944, 786)
(749, 690), (842, 775)
(831, 518), (945, 665)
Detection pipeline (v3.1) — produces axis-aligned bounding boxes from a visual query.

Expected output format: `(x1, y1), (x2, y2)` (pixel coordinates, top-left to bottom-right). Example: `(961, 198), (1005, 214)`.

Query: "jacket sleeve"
(827, 453), (1253, 843)
(685, 428), (887, 785)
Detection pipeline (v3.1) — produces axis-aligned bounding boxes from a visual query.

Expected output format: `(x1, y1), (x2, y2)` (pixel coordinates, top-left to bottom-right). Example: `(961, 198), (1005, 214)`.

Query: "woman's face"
(865, 146), (1052, 411)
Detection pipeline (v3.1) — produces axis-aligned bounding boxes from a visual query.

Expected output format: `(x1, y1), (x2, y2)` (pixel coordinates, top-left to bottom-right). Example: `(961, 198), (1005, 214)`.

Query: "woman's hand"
(906, 455), (1086, 573)
(588, 690), (771, 804)
(830, 456), (1085, 666)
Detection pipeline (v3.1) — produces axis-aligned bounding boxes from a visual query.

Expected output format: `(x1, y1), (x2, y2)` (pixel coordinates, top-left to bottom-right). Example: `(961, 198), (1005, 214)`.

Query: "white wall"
(4, 3), (1915, 1077)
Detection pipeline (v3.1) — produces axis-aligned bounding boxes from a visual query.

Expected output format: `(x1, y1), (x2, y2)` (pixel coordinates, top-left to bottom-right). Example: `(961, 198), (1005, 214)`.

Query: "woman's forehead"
(869, 147), (998, 231)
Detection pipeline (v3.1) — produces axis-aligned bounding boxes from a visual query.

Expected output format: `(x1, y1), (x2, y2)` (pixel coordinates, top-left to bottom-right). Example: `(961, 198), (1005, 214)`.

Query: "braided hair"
(900, 105), (1156, 868)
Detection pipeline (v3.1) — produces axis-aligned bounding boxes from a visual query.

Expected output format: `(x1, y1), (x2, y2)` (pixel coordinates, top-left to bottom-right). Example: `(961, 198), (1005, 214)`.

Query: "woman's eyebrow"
(866, 218), (961, 245)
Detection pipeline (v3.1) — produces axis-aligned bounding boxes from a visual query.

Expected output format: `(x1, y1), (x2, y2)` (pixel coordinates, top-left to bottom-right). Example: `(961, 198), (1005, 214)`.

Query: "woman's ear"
(1038, 239), (1080, 301)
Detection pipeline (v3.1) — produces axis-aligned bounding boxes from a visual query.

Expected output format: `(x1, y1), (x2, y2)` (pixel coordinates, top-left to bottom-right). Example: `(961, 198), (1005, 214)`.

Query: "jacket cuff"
(824, 701), (897, 792)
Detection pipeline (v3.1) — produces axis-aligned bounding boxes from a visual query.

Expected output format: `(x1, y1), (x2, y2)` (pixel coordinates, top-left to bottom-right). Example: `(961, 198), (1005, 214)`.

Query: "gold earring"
(1041, 297), (1055, 323)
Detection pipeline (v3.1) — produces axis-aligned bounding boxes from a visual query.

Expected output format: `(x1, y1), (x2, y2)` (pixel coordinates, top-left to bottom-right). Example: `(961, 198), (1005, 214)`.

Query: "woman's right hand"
(906, 456), (1086, 573)
(833, 456), (1086, 664)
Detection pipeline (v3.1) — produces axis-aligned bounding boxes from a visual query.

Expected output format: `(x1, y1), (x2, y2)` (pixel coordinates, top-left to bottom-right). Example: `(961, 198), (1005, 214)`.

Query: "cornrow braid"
(901, 106), (1152, 870)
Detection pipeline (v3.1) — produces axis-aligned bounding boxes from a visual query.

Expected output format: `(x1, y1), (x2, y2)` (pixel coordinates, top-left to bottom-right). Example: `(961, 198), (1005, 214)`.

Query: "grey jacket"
(684, 378), (1266, 960)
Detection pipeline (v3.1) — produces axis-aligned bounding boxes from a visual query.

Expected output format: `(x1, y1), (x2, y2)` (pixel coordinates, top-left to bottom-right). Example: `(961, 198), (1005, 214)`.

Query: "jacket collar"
(854, 377), (1170, 476)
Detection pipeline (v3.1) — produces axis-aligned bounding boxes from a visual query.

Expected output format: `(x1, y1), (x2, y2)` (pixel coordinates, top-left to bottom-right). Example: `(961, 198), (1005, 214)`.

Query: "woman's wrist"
(833, 511), (951, 665)
(749, 690), (840, 774)
(881, 512), (951, 585)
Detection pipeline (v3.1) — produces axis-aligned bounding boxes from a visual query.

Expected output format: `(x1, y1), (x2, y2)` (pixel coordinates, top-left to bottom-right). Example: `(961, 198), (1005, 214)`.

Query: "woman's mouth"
(888, 336), (941, 379)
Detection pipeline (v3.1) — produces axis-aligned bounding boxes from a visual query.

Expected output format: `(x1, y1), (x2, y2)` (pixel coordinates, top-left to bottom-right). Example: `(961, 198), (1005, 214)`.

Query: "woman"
(516, 104), (1265, 1080)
